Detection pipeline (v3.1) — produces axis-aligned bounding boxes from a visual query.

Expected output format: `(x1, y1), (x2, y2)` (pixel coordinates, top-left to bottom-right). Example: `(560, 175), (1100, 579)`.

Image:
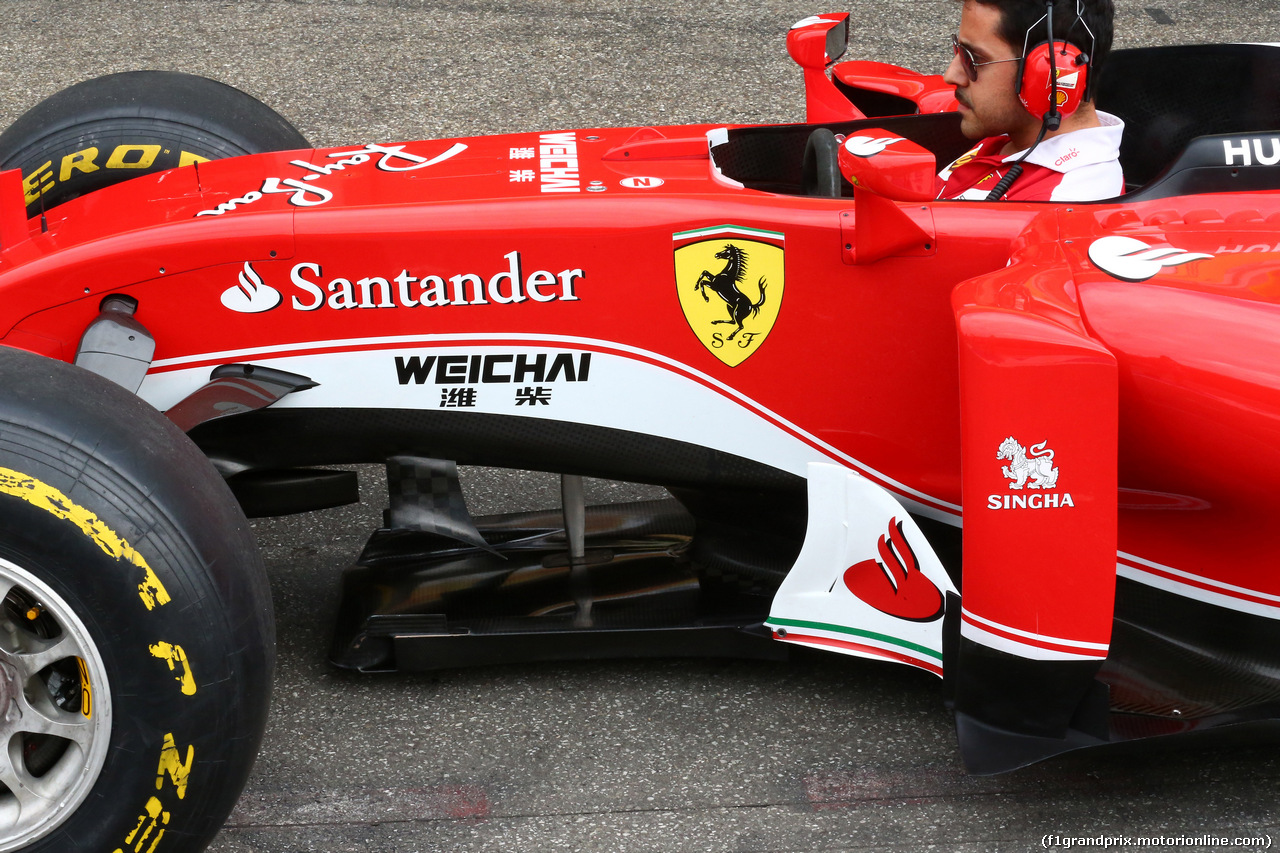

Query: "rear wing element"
(788, 14), (859, 123)
(788, 13), (957, 122)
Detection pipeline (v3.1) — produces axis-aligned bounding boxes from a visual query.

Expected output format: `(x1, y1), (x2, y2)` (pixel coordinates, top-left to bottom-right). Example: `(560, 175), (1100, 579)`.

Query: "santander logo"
(843, 136), (905, 158)
(1088, 236), (1213, 282)
(842, 518), (944, 622)
(221, 262), (282, 313)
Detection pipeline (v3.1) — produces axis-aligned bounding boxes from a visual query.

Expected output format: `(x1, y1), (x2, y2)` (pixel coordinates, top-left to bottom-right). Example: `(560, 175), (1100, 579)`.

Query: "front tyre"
(0, 71), (310, 217)
(0, 347), (274, 852)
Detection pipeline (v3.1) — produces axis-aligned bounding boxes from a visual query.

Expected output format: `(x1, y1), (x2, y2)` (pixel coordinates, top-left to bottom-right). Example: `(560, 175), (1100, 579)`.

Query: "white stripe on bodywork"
(141, 336), (961, 521)
(1118, 551), (1280, 621)
(962, 608), (1109, 651)
(959, 620), (1106, 661)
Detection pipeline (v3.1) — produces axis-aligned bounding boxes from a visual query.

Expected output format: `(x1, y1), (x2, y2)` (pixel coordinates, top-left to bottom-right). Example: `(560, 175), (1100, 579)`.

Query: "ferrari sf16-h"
(0, 12), (1275, 851)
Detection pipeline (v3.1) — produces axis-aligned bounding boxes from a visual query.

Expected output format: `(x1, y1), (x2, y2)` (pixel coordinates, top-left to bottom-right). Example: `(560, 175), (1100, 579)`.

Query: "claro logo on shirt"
(1054, 148), (1080, 167)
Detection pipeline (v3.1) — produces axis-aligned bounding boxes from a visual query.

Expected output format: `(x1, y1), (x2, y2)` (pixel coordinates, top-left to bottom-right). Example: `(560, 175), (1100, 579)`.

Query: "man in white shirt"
(938, 0), (1125, 201)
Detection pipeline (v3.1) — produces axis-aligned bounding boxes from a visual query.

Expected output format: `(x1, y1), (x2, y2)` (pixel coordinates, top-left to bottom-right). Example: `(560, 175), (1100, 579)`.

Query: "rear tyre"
(0, 347), (274, 851)
(0, 71), (310, 217)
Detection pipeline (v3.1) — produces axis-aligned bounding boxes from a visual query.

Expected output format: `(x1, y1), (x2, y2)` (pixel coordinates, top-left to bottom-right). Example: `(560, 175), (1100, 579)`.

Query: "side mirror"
(788, 14), (861, 123)
(786, 14), (849, 70)
(837, 131), (937, 202)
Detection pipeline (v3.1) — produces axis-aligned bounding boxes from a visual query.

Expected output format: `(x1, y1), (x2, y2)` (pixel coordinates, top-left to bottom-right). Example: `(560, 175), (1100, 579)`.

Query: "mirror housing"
(837, 131), (937, 202)
(789, 14), (861, 122)
(786, 13), (849, 70)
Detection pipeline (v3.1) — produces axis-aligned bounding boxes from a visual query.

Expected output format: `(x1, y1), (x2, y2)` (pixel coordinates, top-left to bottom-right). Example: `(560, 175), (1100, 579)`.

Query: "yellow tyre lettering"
(22, 161), (53, 204)
(147, 641), (197, 696)
(105, 144), (162, 170)
(77, 656), (93, 718)
(155, 733), (194, 799)
(0, 450), (214, 849)
(114, 733), (196, 851)
(60, 146), (100, 181)
(178, 151), (209, 167)
(117, 796), (169, 853)
(0, 466), (172, 610)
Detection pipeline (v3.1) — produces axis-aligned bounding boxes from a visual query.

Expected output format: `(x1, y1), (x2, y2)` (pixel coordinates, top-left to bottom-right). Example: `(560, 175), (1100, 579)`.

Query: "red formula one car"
(0, 12), (1277, 851)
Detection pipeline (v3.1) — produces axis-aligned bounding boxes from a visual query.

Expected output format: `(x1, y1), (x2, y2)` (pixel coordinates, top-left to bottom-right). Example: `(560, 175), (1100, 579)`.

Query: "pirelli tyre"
(0, 346), (274, 852)
(0, 70), (310, 218)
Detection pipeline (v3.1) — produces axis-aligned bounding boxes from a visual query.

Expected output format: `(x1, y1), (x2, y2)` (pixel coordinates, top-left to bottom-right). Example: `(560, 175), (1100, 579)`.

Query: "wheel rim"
(0, 556), (111, 851)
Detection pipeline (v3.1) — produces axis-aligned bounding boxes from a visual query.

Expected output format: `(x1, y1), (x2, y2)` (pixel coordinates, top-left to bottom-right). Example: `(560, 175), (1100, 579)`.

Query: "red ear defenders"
(1017, 39), (1090, 121)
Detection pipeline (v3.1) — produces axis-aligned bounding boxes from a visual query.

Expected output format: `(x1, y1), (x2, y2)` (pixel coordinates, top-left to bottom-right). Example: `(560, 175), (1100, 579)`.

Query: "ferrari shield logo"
(673, 225), (785, 367)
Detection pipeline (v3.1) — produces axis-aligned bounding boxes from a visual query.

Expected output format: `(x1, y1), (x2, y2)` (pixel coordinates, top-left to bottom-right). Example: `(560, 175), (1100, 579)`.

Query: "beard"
(956, 90), (1032, 143)
(955, 93), (986, 140)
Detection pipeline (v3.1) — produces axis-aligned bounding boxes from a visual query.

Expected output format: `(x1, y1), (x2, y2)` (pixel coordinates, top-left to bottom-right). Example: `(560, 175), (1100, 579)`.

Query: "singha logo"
(997, 436), (1058, 490)
(693, 244), (767, 342)
(988, 437), (1074, 509)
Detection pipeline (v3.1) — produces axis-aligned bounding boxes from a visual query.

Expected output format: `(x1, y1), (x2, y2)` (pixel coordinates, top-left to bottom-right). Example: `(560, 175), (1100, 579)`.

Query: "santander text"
(288, 253), (583, 311)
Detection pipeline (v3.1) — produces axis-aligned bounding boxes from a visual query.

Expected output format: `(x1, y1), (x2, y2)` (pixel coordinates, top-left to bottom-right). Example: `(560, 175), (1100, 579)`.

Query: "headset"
(1015, 0), (1095, 128)
(984, 0), (1096, 199)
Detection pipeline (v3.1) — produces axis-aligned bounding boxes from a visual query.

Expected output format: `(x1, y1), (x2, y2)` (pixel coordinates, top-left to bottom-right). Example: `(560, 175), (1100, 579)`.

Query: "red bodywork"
(1, 15), (1278, 769)
(5, 130), (1276, 604)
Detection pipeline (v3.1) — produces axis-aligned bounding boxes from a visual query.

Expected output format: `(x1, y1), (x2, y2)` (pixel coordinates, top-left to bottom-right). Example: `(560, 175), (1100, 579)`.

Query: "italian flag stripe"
(777, 631), (944, 677)
(766, 616), (943, 660)
(673, 224), (785, 242)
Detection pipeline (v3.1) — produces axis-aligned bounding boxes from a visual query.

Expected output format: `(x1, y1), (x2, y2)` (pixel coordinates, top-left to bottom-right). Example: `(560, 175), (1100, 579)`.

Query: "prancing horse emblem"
(673, 225), (785, 367)
(693, 244), (767, 341)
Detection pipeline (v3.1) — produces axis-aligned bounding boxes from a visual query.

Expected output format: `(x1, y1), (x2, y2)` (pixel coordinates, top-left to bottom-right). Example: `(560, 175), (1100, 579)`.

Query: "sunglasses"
(951, 34), (1022, 81)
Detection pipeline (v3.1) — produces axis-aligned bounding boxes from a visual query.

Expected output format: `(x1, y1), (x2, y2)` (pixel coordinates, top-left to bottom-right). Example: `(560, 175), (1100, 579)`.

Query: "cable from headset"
(1044, 0), (1061, 131)
(982, 119), (1050, 201)
(985, 0), (1057, 201)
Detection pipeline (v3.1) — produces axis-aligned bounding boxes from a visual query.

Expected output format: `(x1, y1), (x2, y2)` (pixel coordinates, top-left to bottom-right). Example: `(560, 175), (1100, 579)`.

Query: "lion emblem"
(997, 437), (1059, 490)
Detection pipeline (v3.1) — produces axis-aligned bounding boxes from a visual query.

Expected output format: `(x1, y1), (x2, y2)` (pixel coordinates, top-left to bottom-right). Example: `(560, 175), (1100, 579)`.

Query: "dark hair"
(972, 0), (1114, 96)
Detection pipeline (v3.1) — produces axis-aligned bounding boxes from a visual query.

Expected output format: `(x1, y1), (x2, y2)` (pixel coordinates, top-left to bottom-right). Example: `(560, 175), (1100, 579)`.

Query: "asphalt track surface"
(3, 1), (1280, 851)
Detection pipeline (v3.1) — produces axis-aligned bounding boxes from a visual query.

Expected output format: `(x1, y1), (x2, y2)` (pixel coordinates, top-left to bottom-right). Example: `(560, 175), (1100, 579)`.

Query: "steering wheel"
(801, 128), (842, 197)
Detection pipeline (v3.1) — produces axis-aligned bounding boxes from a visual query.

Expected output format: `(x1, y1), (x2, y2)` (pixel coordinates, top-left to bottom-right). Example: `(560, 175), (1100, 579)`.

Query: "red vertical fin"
(950, 236), (1118, 771)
